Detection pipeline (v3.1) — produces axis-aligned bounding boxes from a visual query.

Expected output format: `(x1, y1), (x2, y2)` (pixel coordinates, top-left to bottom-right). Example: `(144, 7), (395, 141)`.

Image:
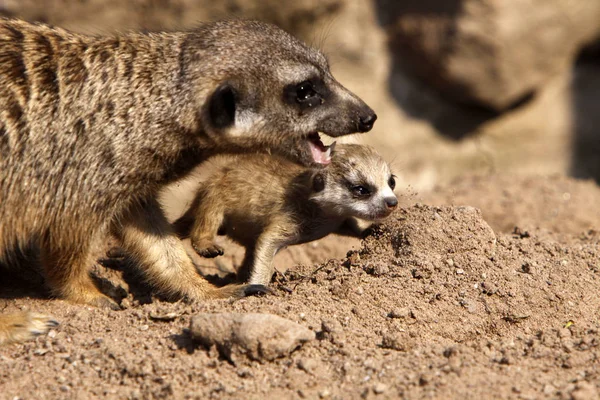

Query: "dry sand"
(2, 174), (600, 399)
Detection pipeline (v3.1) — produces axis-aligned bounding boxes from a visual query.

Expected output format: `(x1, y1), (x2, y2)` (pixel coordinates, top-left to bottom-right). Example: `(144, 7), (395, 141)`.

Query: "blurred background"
(2, 0), (599, 191)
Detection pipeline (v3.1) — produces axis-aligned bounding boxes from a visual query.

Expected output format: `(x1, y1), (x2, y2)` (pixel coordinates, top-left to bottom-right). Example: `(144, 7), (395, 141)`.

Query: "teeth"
(325, 141), (336, 161)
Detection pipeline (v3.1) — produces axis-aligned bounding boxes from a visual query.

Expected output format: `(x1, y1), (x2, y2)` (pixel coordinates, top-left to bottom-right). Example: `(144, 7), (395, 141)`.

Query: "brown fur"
(0, 15), (376, 331)
(174, 144), (397, 286)
(0, 312), (58, 345)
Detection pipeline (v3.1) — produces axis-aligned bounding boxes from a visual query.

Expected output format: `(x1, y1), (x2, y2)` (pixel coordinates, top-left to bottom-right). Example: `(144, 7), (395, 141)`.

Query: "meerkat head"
(309, 144), (398, 220)
(184, 20), (377, 166)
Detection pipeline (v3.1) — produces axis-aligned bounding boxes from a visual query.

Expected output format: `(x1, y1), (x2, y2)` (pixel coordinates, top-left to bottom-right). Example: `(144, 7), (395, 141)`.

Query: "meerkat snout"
(385, 196), (399, 210)
(358, 113), (378, 133)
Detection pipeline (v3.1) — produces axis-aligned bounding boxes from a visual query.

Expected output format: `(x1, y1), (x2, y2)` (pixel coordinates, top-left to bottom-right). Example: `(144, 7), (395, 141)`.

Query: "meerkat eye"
(296, 81), (317, 101)
(294, 81), (324, 108)
(388, 175), (396, 190)
(283, 78), (325, 109)
(351, 185), (371, 197)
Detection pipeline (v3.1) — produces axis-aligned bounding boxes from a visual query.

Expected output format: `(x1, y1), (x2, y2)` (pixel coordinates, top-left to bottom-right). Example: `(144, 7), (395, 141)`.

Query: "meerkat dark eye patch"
(208, 83), (236, 129)
(388, 175), (396, 190)
(350, 185), (371, 198)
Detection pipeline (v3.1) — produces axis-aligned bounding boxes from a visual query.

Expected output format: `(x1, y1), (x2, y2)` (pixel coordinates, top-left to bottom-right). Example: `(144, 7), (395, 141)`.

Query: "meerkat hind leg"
(116, 198), (266, 300)
(40, 243), (120, 309)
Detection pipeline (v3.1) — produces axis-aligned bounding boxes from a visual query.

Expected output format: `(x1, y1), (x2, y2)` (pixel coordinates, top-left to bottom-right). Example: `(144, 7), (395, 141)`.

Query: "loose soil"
(2, 174), (600, 400)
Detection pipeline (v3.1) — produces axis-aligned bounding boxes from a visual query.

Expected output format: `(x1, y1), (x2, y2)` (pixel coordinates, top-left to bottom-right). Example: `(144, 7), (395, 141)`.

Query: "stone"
(189, 313), (315, 362)
(378, 0), (600, 110)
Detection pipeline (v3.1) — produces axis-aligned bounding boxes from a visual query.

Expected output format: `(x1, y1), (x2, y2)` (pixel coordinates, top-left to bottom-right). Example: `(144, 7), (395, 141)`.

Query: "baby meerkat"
(174, 144), (397, 286)
(0, 18), (376, 315)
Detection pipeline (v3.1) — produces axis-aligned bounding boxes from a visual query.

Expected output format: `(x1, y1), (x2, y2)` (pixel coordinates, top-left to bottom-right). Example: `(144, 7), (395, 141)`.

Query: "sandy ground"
(2, 174), (600, 399)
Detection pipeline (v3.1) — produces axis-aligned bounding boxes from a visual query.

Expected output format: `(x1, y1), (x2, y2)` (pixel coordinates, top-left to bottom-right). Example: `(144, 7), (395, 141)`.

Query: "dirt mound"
(421, 174), (600, 235)
(2, 199), (600, 399)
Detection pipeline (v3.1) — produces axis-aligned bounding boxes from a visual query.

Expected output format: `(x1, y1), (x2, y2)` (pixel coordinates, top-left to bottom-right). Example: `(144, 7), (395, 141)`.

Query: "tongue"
(309, 138), (331, 165)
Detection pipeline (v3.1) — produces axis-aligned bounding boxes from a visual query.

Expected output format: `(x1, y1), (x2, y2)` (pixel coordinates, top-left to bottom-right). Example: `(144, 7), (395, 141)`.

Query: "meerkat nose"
(385, 197), (398, 209)
(358, 113), (377, 132)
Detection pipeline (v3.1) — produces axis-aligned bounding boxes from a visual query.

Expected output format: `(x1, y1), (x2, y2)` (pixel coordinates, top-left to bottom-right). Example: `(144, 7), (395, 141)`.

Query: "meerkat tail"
(0, 312), (59, 346)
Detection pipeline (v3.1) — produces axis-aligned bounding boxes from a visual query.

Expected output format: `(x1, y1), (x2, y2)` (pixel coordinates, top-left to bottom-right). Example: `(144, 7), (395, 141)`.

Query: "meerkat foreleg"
(175, 190), (226, 258)
(243, 222), (288, 286)
(236, 246), (255, 283)
(114, 197), (263, 300)
(0, 312), (59, 345)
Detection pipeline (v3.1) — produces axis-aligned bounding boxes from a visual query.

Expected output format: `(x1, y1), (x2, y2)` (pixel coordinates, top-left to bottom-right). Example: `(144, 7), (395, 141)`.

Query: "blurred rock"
(377, 0), (600, 111)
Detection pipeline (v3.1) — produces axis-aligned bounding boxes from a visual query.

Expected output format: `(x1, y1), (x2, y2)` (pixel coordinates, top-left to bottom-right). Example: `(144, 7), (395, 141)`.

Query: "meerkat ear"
(208, 83), (236, 129)
(312, 171), (326, 192)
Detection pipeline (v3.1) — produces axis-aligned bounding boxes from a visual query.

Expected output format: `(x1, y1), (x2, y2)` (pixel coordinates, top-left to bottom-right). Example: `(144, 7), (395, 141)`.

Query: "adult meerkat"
(0, 18), (376, 342)
(173, 144), (397, 286)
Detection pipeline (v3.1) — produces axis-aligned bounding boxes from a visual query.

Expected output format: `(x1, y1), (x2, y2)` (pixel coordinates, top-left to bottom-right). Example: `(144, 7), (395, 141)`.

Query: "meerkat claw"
(106, 247), (127, 258)
(192, 242), (225, 258)
(243, 284), (272, 297)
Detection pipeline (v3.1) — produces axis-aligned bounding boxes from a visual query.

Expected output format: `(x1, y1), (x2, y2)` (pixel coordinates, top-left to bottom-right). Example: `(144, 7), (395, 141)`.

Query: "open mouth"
(307, 133), (336, 165)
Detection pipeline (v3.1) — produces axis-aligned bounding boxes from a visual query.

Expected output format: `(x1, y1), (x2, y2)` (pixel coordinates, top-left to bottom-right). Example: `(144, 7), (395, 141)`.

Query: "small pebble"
(297, 358), (318, 374)
(149, 312), (180, 322)
(373, 383), (387, 394)
(388, 308), (410, 319)
(543, 384), (556, 395)
(321, 319), (341, 334)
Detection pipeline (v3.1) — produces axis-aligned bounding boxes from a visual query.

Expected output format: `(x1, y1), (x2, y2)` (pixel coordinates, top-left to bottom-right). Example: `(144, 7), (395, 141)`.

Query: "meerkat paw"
(64, 289), (122, 310)
(88, 296), (122, 310)
(191, 239), (225, 258)
(243, 284), (272, 297)
(0, 312), (59, 345)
